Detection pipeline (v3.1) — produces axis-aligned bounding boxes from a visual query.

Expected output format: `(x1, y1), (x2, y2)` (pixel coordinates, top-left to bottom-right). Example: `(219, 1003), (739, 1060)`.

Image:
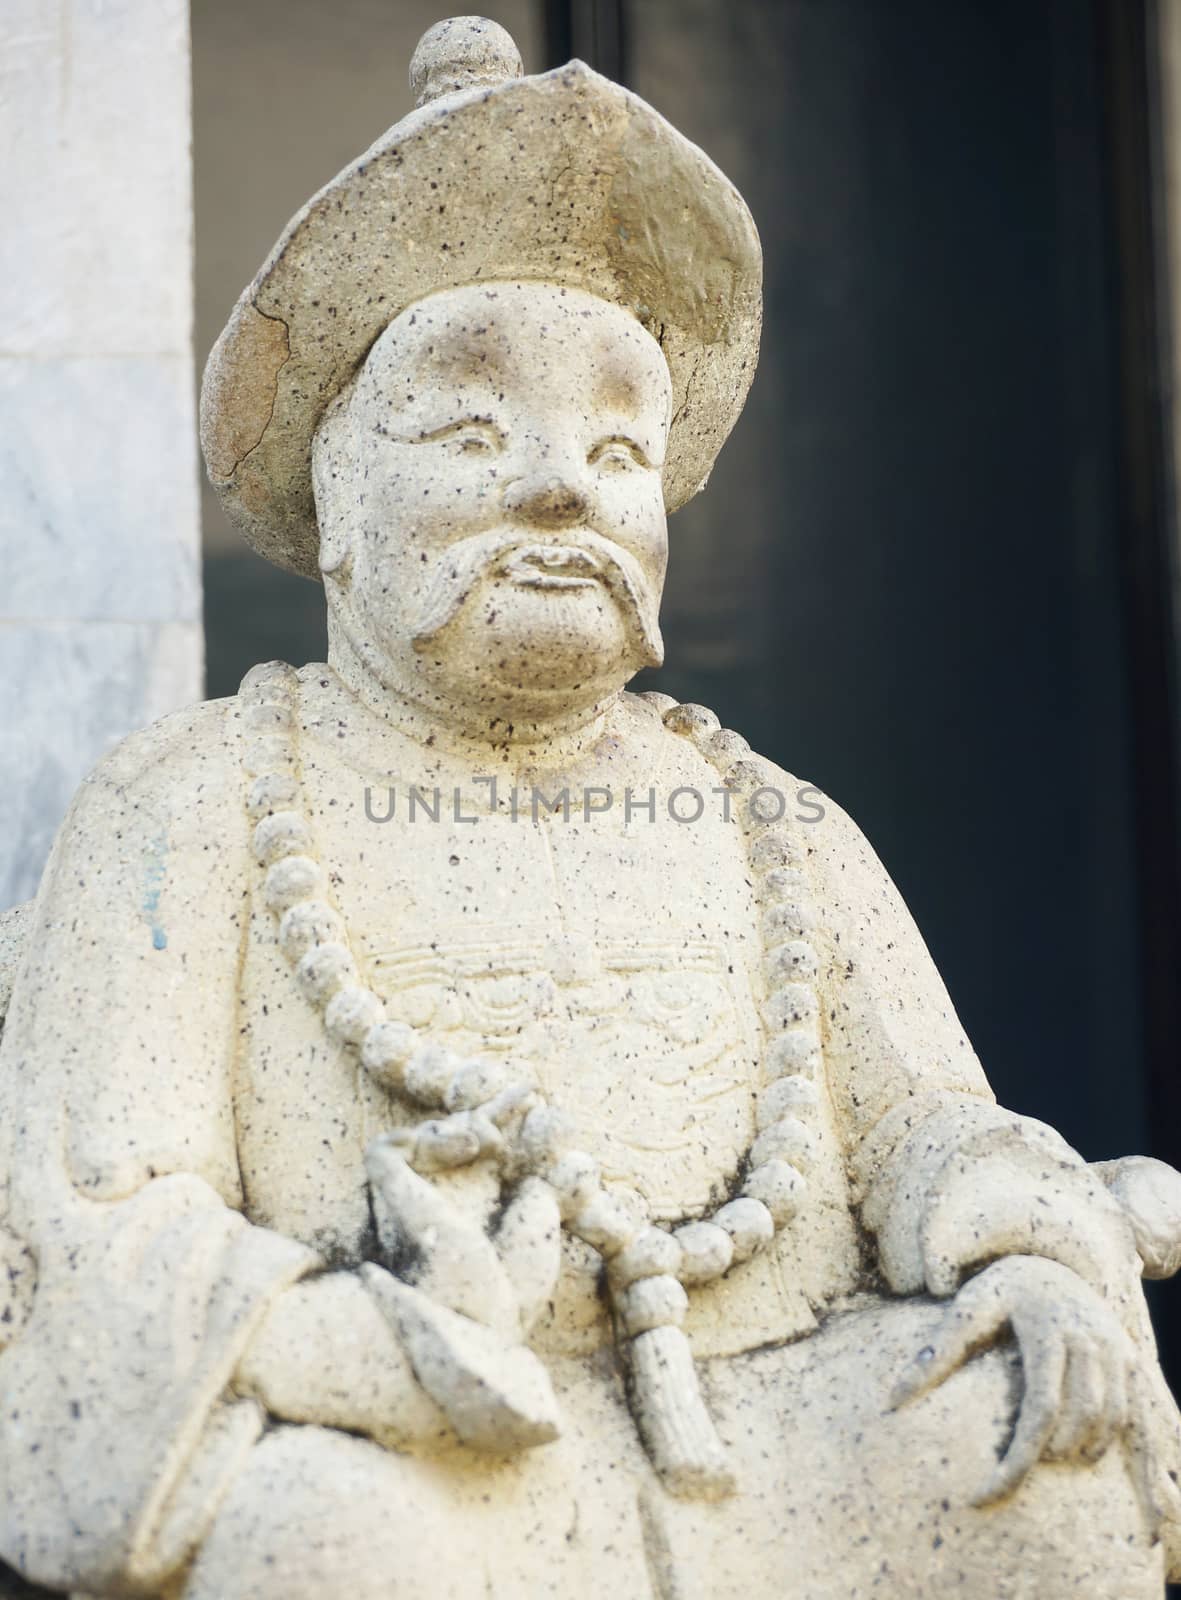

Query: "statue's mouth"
(500, 544), (602, 590)
(411, 530), (662, 668)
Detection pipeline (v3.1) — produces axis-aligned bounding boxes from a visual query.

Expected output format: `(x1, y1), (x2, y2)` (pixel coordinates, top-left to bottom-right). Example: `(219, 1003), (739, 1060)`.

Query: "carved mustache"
(409, 528), (665, 667)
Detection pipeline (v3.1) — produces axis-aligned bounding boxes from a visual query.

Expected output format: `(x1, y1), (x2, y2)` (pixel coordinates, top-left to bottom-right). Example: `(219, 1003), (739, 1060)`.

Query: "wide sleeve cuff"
(854, 1095), (1140, 1305)
(0, 1173), (319, 1596)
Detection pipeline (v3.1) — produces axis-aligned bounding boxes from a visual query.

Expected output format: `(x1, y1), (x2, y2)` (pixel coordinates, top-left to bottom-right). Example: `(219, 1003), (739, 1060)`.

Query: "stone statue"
(2, 17), (1181, 1598)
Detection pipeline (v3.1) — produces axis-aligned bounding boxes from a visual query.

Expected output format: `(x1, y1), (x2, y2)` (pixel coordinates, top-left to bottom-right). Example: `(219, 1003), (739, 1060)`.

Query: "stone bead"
(703, 727), (750, 768)
(765, 983), (820, 1032)
(324, 985), (386, 1046)
(722, 757), (779, 798)
(573, 1190), (643, 1257)
(743, 1160), (806, 1226)
(616, 1273), (688, 1336)
(714, 1197), (775, 1262)
(638, 690), (678, 714)
(546, 1151), (602, 1219)
(765, 1028), (822, 1079)
(748, 829), (800, 872)
(762, 866), (807, 899)
(242, 735), (296, 776)
(673, 1219), (734, 1285)
(747, 788), (790, 828)
(252, 810), (313, 866)
(766, 939), (820, 984)
(756, 1075), (820, 1128)
(245, 700), (294, 733)
(750, 1116), (814, 1172)
(247, 771), (300, 818)
(294, 942), (357, 1005)
(360, 1019), (419, 1086)
(662, 702), (721, 743)
(262, 854), (325, 912)
(404, 1042), (460, 1107)
(762, 899), (816, 940)
(608, 1225), (683, 1289)
(241, 661), (297, 695)
(443, 1057), (510, 1113)
(278, 900), (344, 962)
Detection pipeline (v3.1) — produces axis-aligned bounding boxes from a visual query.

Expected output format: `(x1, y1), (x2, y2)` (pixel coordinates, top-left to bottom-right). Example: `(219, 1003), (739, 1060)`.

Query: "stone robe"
(0, 668), (1175, 1598)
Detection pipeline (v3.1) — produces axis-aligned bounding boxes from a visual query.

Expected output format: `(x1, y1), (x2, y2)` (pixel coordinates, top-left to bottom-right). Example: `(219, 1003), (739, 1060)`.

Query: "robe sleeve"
(792, 779), (993, 1145)
(790, 777), (1143, 1303)
(0, 699), (319, 1596)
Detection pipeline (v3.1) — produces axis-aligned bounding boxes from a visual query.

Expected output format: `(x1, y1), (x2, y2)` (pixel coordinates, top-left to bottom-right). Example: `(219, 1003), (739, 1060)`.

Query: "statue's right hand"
(364, 1135), (561, 1337)
(234, 1271), (456, 1450)
(361, 1139), (564, 1452)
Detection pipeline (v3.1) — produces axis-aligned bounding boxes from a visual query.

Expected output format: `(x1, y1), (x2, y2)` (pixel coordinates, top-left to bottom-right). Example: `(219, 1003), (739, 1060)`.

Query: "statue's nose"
(503, 475), (590, 530)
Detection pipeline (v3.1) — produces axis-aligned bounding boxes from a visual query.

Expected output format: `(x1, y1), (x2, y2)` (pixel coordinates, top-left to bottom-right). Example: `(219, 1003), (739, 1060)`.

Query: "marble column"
(0, 0), (202, 911)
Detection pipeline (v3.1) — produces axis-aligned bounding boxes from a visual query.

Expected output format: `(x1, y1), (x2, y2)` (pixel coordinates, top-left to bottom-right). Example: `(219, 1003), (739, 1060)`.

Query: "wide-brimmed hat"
(200, 16), (763, 581)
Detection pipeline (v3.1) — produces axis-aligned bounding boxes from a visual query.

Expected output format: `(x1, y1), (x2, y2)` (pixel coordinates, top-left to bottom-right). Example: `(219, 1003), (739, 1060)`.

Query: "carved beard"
(407, 528), (665, 669)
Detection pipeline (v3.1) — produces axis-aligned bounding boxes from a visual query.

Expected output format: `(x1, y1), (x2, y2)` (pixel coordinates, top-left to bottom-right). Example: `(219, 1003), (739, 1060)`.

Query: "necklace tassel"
(628, 1324), (736, 1500)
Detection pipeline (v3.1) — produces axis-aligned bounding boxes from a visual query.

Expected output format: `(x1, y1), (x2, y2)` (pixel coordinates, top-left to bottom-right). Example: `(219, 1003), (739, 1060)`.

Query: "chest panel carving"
(360, 921), (759, 1216)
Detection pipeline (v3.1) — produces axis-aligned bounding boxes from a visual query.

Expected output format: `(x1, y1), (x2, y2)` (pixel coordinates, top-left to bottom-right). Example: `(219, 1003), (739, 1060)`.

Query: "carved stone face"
(313, 281), (672, 728)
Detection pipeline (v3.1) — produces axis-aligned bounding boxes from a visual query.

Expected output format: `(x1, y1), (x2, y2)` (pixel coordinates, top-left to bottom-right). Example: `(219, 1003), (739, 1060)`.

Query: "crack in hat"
(200, 15), (763, 582)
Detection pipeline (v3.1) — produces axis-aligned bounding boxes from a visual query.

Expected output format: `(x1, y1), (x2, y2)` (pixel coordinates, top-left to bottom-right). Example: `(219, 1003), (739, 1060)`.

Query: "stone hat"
(200, 15), (763, 582)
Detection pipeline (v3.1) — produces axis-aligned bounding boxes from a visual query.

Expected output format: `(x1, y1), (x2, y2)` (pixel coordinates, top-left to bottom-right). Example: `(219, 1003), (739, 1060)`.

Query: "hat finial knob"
(410, 16), (523, 108)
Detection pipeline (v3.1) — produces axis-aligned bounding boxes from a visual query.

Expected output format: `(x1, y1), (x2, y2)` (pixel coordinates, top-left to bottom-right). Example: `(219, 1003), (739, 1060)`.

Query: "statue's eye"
(413, 418), (504, 455)
(453, 428), (498, 456)
(588, 436), (650, 471)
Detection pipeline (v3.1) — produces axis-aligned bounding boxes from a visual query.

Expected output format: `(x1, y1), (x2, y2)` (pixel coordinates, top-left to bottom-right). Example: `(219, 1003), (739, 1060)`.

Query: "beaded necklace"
(239, 661), (825, 1497)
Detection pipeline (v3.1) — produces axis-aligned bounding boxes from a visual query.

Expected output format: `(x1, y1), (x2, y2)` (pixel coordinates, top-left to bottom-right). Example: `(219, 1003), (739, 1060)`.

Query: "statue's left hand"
(891, 1255), (1139, 1504)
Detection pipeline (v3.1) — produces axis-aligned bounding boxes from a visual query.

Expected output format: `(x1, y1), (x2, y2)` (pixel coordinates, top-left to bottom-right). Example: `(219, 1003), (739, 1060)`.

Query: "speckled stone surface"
(0, 905), (30, 1039)
(2, 15), (1180, 1599)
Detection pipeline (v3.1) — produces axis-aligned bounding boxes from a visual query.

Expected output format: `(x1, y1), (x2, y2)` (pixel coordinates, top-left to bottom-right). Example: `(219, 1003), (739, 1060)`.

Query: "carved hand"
(234, 1269), (456, 1450)
(362, 1137), (563, 1451)
(891, 1256), (1146, 1505)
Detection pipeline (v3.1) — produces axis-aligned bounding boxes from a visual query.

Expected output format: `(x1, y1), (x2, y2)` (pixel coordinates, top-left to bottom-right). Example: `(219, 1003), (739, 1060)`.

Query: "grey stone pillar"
(0, 0), (202, 911)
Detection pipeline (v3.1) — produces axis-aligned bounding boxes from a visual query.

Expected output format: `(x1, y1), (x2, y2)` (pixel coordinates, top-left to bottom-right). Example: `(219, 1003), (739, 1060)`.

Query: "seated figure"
(2, 18), (1181, 1599)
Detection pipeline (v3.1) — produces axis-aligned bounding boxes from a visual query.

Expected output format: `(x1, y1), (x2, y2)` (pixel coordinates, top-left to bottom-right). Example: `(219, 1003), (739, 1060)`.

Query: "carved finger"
(1046, 1335), (1106, 1462)
(1125, 1357), (1181, 1529)
(1103, 1334), (1130, 1441)
(889, 1282), (1007, 1410)
(467, 1111), (507, 1157)
(972, 1324), (1067, 1504)
(481, 1084), (540, 1129)
(412, 1112), (499, 1172)
(494, 1176), (562, 1334)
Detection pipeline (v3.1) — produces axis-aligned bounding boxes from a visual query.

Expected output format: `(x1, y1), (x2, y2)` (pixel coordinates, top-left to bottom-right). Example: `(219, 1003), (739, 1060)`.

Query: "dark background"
(201, 0), (1181, 1387)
